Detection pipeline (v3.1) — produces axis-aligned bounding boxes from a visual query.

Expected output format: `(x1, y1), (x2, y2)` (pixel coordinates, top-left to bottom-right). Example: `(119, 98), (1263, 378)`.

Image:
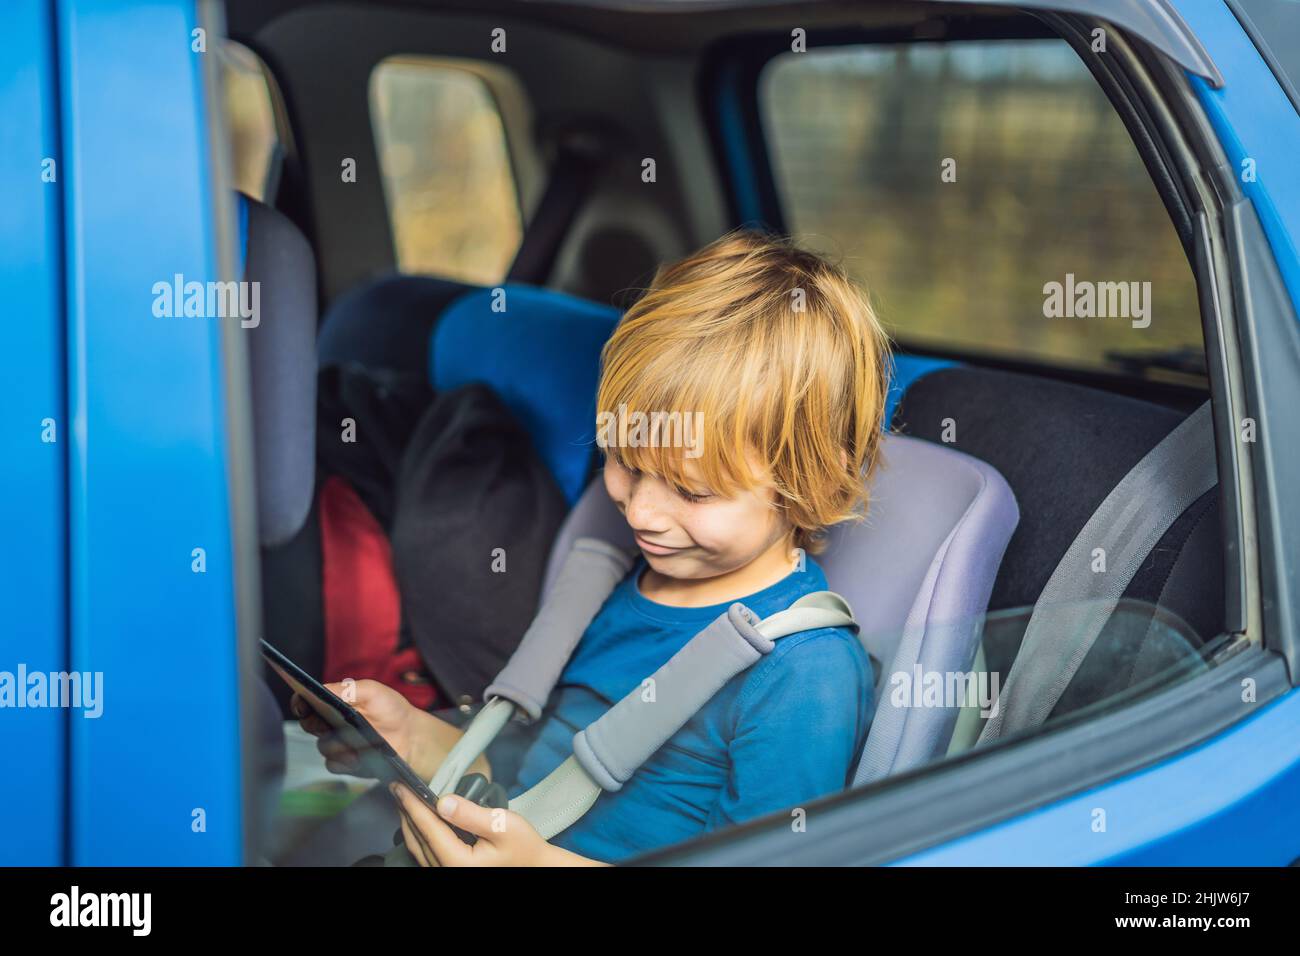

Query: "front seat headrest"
(237, 193), (317, 548)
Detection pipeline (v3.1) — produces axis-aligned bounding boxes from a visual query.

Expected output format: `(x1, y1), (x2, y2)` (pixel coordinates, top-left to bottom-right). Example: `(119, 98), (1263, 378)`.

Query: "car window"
(218, 41), (280, 202)
(758, 39), (1203, 382)
(945, 597), (1223, 759)
(369, 57), (523, 285)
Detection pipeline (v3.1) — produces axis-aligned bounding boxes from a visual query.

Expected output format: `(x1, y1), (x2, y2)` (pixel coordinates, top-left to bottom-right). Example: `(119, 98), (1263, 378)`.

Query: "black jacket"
(391, 383), (569, 704)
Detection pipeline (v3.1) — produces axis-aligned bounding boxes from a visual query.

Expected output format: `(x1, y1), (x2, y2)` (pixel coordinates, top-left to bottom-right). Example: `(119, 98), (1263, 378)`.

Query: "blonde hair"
(596, 229), (892, 553)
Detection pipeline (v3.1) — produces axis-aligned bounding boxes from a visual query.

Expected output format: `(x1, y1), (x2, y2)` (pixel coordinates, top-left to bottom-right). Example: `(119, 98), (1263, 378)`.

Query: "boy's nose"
(624, 479), (672, 533)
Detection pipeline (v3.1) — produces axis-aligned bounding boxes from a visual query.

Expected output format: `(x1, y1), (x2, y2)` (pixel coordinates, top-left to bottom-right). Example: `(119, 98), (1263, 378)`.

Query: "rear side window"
(369, 57), (523, 285)
(759, 40), (1202, 381)
(218, 41), (280, 202)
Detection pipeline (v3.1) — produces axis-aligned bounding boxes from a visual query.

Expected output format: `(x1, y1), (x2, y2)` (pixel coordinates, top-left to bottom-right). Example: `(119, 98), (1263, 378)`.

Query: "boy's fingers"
(299, 713), (330, 736)
(396, 806), (435, 867)
(315, 734), (349, 757)
(323, 680), (363, 705)
(289, 695), (332, 736)
(391, 785), (474, 867)
(315, 736), (358, 766)
(434, 795), (502, 841)
(319, 736), (361, 775)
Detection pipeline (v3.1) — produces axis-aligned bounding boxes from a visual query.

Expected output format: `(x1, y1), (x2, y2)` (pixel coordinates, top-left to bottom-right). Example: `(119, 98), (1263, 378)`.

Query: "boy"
(295, 229), (891, 865)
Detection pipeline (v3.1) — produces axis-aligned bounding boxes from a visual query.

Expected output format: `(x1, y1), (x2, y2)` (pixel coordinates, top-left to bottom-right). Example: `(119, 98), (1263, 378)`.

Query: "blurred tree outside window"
(370, 58), (523, 286)
(760, 40), (1203, 382)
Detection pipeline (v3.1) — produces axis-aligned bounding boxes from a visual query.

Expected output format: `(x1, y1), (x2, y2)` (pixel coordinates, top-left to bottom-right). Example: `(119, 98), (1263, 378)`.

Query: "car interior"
(217, 0), (1243, 863)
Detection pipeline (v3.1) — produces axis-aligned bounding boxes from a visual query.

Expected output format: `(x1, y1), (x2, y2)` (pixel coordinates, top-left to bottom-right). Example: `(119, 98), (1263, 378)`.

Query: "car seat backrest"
(545, 433), (1019, 784)
(237, 193), (317, 547)
(430, 285), (621, 505)
(893, 366), (1223, 724)
(318, 274), (473, 377)
(318, 275), (616, 504)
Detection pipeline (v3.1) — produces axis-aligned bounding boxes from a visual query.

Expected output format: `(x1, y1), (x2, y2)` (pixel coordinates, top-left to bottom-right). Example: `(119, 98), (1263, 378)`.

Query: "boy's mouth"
(634, 534), (689, 556)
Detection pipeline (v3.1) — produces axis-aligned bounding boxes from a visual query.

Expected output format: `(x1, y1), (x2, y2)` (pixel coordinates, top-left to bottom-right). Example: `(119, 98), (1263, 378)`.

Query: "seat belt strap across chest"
(428, 536), (857, 839)
(511, 591), (856, 839)
(977, 401), (1217, 744)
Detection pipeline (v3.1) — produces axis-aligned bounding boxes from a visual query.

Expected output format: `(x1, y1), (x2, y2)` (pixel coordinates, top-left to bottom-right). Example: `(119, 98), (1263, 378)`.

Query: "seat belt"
(428, 538), (857, 839)
(506, 137), (608, 285)
(514, 590), (856, 838)
(977, 401), (1217, 744)
(426, 538), (633, 798)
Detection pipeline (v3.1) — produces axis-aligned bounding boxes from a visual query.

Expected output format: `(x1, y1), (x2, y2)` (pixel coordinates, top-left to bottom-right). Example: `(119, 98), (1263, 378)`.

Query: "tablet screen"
(260, 639), (439, 809)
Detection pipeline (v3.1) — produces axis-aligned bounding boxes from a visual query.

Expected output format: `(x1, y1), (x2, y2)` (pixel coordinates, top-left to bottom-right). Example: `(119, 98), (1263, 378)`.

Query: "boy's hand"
(390, 783), (592, 867)
(290, 679), (418, 775)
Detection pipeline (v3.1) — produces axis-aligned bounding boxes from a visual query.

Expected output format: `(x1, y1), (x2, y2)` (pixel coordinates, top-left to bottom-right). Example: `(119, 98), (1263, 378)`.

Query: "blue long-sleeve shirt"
(501, 556), (874, 863)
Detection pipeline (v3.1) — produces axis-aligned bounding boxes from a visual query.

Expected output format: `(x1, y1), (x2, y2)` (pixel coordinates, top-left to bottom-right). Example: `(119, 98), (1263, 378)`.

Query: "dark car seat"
(236, 193), (324, 711)
(237, 194), (317, 546)
(429, 284), (622, 505)
(318, 274), (470, 379)
(891, 365), (1222, 739)
(234, 191), (318, 854)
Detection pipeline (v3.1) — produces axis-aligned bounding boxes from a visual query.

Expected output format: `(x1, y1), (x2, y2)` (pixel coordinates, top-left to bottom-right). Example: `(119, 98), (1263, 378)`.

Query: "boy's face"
(603, 456), (794, 581)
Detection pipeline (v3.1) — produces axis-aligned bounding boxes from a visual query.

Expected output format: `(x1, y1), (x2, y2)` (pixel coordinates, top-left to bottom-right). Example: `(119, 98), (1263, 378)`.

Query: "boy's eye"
(675, 486), (714, 503)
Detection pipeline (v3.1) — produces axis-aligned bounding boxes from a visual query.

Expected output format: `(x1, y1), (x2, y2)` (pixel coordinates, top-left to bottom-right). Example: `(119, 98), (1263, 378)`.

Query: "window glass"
(370, 58), (523, 285)
(759, 40), (1203, 381)
(218, 41), (279, 202)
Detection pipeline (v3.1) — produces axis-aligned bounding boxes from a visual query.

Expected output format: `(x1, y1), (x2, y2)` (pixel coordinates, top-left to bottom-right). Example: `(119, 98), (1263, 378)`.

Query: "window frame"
(657, 10), (1277, 867)
(366, 53), (529, 284)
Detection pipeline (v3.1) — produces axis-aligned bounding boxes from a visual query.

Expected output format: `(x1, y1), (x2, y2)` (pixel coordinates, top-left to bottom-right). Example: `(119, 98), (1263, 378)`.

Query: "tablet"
(261, 639), (440, 811)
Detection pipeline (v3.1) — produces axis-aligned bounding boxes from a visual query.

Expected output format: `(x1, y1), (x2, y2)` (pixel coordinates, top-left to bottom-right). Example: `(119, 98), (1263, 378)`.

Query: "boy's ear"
(840, 448), (850, 473)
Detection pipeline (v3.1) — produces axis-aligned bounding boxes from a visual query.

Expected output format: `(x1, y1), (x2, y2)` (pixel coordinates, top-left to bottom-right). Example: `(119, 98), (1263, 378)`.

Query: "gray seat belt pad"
(978, 400), (1217, 744)
(431, 538), (631, 797)
(517, 592), (854, 837)
(575, 603), (773, 791)
(428, 696), (515, 797)
(486, 537), (635, 721)
(574, 594), (856, 792)
(426, 554), (852, 837)
(430, 540), (854, 836)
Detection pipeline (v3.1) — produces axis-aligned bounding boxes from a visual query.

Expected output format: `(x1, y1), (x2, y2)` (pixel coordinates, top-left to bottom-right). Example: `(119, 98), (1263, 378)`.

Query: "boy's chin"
(642, 549), (729, 580)
(642, 549), (696, 574)
(642, 549), (681, 567)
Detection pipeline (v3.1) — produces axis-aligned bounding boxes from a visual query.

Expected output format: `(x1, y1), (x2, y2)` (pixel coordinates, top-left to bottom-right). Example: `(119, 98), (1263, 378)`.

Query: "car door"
(0, 0), (258, 865)
(0, 0), (67, 868)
